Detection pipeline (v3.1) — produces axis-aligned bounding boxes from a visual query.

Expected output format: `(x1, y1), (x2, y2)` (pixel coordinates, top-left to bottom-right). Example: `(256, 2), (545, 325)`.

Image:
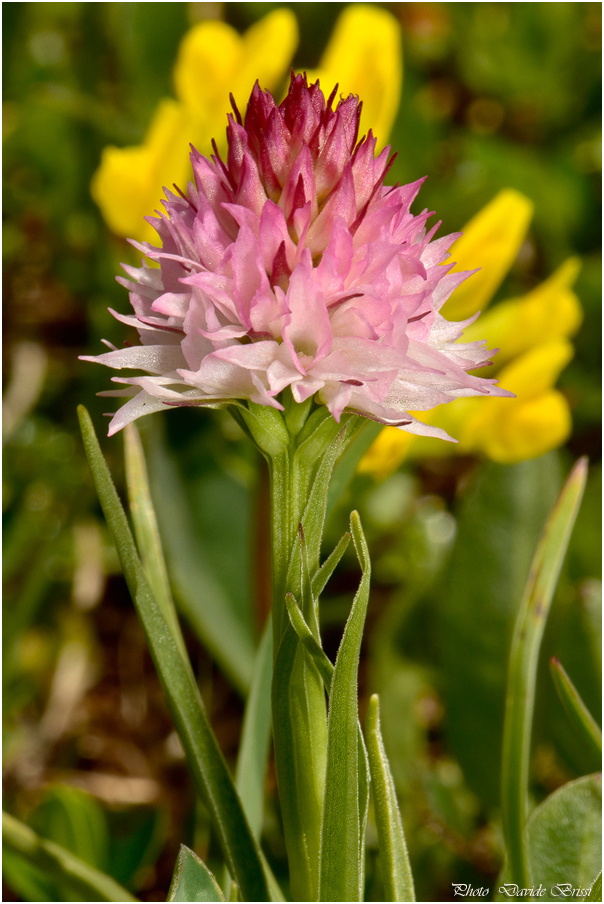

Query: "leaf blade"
(550, 657), (602, 760)
(77, 407), (270, 903)
(319, 511), (371, 903)
(366, 695), (415, 902)
(168, 846), (225, 902)
(501, 458), (588, 888)
(2, 811), (137, 903)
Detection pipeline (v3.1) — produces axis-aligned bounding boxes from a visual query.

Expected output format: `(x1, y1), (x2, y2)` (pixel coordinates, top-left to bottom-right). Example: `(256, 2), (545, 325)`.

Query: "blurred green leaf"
(586, 872), (602, 902)
(167, 845), (225, 902)
(437, 453), (563, 807)
(30, 786), (109, 877)
(145, 426), (255, 695)
(2, 811), (137, 902)
(235, 618), (272, 841)
(549, 658), (601, 762)
(497, 775), (601, 902)
(107, 809), (165, 889)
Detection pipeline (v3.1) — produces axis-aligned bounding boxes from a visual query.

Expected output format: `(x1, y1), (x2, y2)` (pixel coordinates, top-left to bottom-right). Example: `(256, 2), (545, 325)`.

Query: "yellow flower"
(91, 100), (191, 241)
(92, 9), (298, 242)
(173, 11), (298, 130)
(304, 5), (402, 142)
(441, 189), (534, 321)
(93, 6), (404, 242)
(359, 191), (583, 477)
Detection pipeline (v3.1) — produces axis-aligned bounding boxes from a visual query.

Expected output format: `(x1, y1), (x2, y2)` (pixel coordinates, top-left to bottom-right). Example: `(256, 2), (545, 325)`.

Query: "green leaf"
(586, 872), (602, 902)
(168, 846), (225, 902)
(311, 531), (351, 600)
(77, 407), (269, 903)
(285, 592), (334, 688)
(232, 402), (289, 458)
(293, 418), (361, 579)
(144, 426), (255, 695)
(272, 623), (323, 901)
(294, 406), (346, 468)
(550, 658), (602, 760)
(501, 458), (588, 888)
(2, 811), (137, 902)
(235, 618), (273, 840)
(29, 785), (109, 878)
(124, 424), (187, 661)
(497, 775), (601, 901)
(319, 511), (371, 903)
(284, 591), (370, 904)
(365, 695), (415, 902)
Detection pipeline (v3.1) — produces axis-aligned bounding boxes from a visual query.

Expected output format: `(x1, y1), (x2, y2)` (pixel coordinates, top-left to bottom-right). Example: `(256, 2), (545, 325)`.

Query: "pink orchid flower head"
(83, 73), (511, 439)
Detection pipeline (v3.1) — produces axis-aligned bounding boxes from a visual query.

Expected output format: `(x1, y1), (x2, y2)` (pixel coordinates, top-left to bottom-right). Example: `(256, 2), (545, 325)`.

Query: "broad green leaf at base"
(496, 774), (601, 902)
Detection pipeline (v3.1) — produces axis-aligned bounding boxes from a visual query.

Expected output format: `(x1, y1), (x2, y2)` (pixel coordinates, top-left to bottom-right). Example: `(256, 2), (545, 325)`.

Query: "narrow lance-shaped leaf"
(549, 656), (602, 759)
(285, 592), (333, 688)
(312, 531), (351, 600)
(77, 407), (270, 903)
(319, 511), (371, 903)
(2, 811), (137, 903)
(272, 624), (319, 900)
(285, 589), (370, 900)
(501, 457), (588, 889)
(549, 658), (602, 761)
(366, 695), (415, 902)
(168, 846), (225, 902)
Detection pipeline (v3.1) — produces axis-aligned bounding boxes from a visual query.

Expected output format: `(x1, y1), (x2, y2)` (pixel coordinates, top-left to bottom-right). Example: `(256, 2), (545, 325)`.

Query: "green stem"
(237, 399), (364, 901)
(269, 446), (327, 902)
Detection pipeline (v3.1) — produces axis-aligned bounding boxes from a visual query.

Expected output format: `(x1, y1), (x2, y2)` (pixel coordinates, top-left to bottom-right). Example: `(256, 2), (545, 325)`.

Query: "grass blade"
(2, 811), (137, 902)
(77, 407), (269, 903)
(501, 457), (588, 888)
(550, 658), (602, 759)
(319, 511), (371, 903)
(366, 695), (415, 902)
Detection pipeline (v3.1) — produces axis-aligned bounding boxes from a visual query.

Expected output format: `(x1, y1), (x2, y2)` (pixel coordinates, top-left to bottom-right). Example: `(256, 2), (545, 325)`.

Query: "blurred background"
(3, 3), (601, 901)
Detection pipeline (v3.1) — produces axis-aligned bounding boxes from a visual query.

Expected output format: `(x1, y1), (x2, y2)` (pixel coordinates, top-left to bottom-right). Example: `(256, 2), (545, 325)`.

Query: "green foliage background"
(3, 3), (601, 901)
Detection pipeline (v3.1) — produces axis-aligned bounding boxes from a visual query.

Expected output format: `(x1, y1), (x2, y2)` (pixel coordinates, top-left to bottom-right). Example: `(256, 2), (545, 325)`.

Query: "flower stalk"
(236, 395), (363, 900)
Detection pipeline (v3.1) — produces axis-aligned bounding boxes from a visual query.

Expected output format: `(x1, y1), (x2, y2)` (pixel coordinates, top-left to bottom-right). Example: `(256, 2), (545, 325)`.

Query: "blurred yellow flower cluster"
(92, 5), (582, 469)
(359, 190), (582, 476)
(91, 5), (401, 243)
